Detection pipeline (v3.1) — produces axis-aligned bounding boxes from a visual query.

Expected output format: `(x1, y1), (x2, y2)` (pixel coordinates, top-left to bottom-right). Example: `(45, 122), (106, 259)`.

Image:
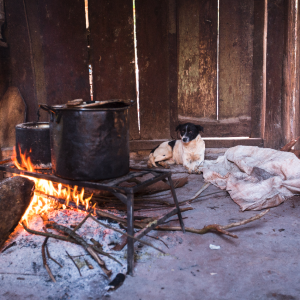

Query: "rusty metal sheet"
(178, 0), (217, 119)
(39, 0), (89, 105)
(88, 0), (138, 139)
(136, 0), (170, 140)
(5, 0), (36, 121)
(219, 0), (253, 121)
(264, 0), (286, 149)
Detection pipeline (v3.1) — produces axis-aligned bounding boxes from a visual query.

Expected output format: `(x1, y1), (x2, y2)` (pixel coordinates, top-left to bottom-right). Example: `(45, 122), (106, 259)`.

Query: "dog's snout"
(183, 137), (188, 143)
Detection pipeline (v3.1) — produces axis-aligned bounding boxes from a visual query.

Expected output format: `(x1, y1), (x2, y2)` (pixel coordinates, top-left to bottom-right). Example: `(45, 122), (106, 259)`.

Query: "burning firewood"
(0, 176), (35, 249)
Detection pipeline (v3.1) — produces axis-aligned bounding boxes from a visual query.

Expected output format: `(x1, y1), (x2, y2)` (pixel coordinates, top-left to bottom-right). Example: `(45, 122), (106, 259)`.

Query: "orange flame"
(11, 146), (93, 225)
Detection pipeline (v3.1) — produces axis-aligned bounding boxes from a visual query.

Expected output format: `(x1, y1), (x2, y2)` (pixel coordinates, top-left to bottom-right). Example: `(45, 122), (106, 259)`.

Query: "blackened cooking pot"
(15, 122), (51, 169)
(39, 100), (133, 181)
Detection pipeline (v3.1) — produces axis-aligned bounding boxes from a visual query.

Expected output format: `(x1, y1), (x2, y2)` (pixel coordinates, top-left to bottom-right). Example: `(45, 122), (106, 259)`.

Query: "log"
(0, 176), (35, 248)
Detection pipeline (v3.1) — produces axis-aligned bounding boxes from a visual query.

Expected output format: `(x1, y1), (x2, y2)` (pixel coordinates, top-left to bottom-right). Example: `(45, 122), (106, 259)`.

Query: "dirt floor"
(1, 153), (300, 300)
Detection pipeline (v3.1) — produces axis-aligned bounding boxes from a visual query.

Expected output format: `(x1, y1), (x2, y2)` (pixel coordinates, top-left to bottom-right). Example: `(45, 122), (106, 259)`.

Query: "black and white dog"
(147, 123), (205, 173)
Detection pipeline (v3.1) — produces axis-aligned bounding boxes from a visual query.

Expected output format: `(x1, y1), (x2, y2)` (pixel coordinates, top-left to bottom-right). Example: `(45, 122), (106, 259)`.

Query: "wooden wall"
(2, 0), (299, 150)
(5, 0), (90, 122)
(177, 0), (217, 120)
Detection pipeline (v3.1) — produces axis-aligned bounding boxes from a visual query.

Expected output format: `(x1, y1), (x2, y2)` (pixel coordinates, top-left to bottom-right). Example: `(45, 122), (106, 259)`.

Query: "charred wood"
(0, 176), (34, 249)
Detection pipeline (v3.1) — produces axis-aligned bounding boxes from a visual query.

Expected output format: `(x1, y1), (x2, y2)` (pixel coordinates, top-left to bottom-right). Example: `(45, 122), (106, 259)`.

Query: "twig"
(222, 209), (270, 229)
(157, 224), (238, 238)
(146, 234), (169, 249)
(45, 245), (63, 268)
(156, 209), (270, 238)
(84, 259), (94, 269)
(191, 182), (211, 201)
(1, 242), (17, 253)
(73, 212), (92, 232)
(89, 215), (166, 254)
(66, 250), (82, 276)
(43, 227), (63, 268)
(42, 237), (56, 282)
(22, 222), (120, 266)
(90, 238), (103, 250)
(22, 222), (76, 243)
(280, 137), (300, 151)
(46, 222), (113, 276)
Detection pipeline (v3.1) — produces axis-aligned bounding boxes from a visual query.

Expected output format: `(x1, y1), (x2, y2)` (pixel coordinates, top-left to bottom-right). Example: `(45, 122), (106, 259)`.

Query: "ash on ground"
(0, 209), (167, 300)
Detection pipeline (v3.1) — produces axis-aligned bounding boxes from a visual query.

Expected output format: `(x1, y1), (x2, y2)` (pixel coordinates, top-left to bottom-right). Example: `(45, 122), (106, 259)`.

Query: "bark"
(0, 176), (35, 248)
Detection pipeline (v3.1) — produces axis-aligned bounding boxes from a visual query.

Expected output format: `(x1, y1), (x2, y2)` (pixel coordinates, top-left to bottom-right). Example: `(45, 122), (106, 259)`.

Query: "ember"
(11, 146), (93, 224)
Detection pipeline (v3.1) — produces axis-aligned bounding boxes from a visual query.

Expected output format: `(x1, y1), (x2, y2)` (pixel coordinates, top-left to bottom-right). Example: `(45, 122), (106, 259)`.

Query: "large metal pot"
(15, 122), (51, 169)
(39, 100), (133, 181)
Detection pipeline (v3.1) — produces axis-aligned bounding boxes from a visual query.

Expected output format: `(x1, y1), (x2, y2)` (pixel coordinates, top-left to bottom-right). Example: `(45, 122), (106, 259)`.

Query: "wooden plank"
(178, 116), (251, 137)
(250, 0), (266, 138)
(0, 87), (26, 148)
(130, 138), (264, 151)
(168, 0), (178, 139)
(177, 0), (217, 119)
(88, 0), (138, 139)
(39, 0), (90, 105)
(219, 0), (253, 120)
(0, 47), (9, 101)
(136, 0), (170, 139)
(264, 0), (286, 149)
(5, 0), (36, 121)
(282, 0), (300, 148)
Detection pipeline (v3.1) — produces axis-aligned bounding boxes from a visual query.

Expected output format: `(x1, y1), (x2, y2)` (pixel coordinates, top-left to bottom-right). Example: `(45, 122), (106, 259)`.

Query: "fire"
(11, 146), (93, 225)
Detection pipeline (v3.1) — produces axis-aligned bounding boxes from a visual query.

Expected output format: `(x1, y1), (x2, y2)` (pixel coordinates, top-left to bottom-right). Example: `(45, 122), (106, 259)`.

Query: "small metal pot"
(39, 100), (133, 181)
(15, 122), (51, 169)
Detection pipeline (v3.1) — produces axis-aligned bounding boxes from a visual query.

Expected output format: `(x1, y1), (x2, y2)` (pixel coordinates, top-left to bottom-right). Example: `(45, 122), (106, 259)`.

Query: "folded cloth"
(199, 146), (300, 211)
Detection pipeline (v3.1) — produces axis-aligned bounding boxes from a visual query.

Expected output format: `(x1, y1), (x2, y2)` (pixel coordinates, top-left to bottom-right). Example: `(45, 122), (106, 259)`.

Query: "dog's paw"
(158, 161), (170, 169)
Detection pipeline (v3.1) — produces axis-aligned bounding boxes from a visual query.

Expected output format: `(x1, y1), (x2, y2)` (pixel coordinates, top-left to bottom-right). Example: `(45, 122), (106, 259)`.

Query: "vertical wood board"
(168, 0), (178, 138)
(5, 0), (35, 121)
(219, 0), (253, 120)
(250, 0), (266, 138)
(264, 0), (286, 149)
(39, 0), (89, 105)
(177, 0), (217, 119)
(89, 0), (138, 139)
(136, 0), (170, 139)
(282, 0), (300, 147)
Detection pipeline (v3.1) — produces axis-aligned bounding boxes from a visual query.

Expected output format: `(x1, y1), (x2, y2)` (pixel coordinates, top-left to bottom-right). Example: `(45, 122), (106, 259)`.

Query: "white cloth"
(200, 146), (300, 211)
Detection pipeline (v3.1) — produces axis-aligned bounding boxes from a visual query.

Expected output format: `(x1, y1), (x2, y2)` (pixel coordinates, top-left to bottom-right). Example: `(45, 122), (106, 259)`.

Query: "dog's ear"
(175, 124), (182, 132)
(196, 125), (204, 133)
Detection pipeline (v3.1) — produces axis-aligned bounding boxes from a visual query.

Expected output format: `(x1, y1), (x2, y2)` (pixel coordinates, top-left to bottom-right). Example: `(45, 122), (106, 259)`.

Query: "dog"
(147, 123), (205, 173)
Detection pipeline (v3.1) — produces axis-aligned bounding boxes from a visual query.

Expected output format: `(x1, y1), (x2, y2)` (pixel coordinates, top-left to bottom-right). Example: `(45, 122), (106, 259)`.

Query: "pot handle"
(39, 104), (57, 115)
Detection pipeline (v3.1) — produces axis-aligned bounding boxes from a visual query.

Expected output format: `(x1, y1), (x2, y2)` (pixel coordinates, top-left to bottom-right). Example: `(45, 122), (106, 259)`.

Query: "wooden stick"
(43, 227), (63, 268)
(42, 237), (56, 282)
(73, 212), (92, 232)
(89, 215), (166, 254)
(23, 222), (121, 265)
(46, 245), (63, 268)
(66, 250), (82, 276)
(23, 222), (76, 243)
(156, 209), (270, 238)
(46, 222), (113, 277)
(146, 234), (169, 249)
(191, 182), (211, 201)
(280, 137), (300, 151)
(84, 259), (94, 269)
(222, 209), (270, 229)
(157, 224), (238, 238)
